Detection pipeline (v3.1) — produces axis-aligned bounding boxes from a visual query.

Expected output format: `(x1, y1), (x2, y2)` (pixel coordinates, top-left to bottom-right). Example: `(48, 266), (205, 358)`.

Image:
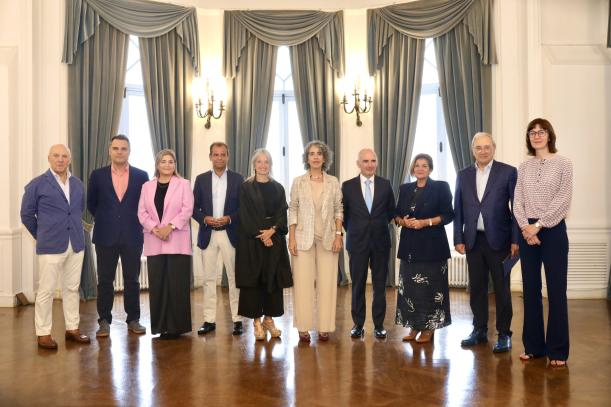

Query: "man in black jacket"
(342, 149), (396, 339)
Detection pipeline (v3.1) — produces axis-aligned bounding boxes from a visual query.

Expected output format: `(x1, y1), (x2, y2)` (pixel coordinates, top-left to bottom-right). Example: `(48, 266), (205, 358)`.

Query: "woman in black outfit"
(395, 153), (454, 343)
(236, 148), (292, 340)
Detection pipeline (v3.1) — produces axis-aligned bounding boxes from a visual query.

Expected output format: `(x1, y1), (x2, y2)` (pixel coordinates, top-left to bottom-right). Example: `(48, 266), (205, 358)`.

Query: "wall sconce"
(340, 77), (373, 127)
(194, 77), (225, 129)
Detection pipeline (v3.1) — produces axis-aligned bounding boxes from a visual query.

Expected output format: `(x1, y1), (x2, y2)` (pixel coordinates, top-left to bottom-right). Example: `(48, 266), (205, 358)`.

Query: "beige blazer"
(289, 172), (343, 251)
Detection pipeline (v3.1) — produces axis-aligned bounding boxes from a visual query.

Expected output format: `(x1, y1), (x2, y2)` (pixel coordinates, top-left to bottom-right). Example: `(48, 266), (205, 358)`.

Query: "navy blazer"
(87, 165), (149, 247)
(453, 161), (518, 252)
(192, 169), (243, 249)
(20, 170), (86, 254)
(342, 175), (395, 253)
(396, 178), (454, 262)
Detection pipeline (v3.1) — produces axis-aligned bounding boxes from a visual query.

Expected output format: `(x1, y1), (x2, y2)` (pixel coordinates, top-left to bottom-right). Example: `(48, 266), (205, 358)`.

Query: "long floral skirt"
(395, 259), (451, 331)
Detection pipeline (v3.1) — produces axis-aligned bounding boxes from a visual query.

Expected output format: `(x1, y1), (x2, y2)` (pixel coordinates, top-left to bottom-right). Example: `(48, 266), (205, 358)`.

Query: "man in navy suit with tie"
(454, 132), (519, 353)
(21, 144), (91, 349)
(193, 142), (244, 336)
(87, 135), (149, 337)
(342, 149), (396, 339)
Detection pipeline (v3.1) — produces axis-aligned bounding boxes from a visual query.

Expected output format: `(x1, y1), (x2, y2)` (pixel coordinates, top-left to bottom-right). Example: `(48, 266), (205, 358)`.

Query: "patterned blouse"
(513, 154), (573, 229)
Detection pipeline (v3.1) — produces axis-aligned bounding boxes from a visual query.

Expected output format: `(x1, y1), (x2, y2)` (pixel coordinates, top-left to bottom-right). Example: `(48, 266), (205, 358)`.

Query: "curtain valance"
(224, 10), (344, 78)
(62, 0), (200, 73)
(368, 0), (496, 74)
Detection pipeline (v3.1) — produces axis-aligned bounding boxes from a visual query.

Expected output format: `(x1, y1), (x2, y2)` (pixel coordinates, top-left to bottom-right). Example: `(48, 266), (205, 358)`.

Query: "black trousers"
(349, 245), (389, 328)
(147, 254), (192, 335)
(96, 244), (143, 324)
(466, 232), (512, 335)
(238, 286), (284, 319)
(519, 220), (569, 361)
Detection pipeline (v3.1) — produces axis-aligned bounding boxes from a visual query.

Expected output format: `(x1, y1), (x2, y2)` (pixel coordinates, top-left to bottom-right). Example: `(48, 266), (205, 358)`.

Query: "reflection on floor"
(0, 287), (609, 406)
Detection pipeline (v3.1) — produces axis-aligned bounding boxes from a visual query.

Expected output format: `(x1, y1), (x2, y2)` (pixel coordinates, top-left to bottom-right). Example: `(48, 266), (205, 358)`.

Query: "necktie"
(365, 179), (373, 213)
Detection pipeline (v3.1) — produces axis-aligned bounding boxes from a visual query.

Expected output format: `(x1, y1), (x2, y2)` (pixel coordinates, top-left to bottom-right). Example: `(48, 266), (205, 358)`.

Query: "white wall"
(1, 0), (609, 306)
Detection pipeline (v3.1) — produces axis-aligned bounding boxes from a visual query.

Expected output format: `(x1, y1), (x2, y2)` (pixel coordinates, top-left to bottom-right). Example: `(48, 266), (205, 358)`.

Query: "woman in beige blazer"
(288, 141), (343, 343)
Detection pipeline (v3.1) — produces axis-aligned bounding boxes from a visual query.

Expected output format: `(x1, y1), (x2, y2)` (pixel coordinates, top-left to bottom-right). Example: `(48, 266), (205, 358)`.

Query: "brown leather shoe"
(37, 335), (58, 350)
(65, 329), (91, 344)
(416, 329), (435, 343)
(402, 328), (419, 342)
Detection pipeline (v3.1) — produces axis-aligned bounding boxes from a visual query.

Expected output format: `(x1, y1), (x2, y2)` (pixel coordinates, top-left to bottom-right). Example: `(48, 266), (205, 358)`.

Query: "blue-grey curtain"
(62, 0), (199, 73)
(225, 36), (278, 177)
(63, 0), (200, 298)
(139, 30), (195, 178)
(367, 0), (496, 285)
(67, 19), (129, 300)
(223, 10), (344, 175)
(435, 21), (492, 169)
(290, 37), (341, 176)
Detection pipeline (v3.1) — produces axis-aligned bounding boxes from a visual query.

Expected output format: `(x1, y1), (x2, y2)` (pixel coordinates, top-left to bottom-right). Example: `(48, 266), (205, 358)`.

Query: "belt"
(210, 226), (227, 231)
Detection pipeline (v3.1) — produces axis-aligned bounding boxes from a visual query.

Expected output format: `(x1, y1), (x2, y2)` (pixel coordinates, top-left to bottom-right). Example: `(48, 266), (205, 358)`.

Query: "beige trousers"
(292, 238), (339, 332)
(35, 242), (84, 336)
(201, 230), (241, 323)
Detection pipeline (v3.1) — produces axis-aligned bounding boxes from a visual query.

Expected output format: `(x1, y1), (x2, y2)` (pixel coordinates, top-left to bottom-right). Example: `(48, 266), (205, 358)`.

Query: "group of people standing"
(20, 118), (572, 367)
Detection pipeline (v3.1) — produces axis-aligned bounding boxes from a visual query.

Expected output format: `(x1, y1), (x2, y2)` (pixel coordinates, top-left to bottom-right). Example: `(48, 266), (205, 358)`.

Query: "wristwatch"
(335, 231), (343, 236)
(170, 223), (176, 230)
(428, 218), (433, 227)
(534, 221), (541, 229)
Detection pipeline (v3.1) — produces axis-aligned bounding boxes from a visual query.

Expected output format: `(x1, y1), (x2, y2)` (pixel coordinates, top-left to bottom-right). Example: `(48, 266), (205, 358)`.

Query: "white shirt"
(359, 174), (375, 202)
(475, 160), (493, 231)
(212, 169), (228, 219)
(51, 169), (71, 203)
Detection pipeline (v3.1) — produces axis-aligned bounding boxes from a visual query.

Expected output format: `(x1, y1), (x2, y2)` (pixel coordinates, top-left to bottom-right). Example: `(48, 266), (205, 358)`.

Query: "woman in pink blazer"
(138, 149), (194, 339)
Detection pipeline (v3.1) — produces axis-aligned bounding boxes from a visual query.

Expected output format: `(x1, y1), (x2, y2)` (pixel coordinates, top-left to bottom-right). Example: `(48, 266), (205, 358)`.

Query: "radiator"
(113, 257), (150, 292)
(448, 253), (469, 288)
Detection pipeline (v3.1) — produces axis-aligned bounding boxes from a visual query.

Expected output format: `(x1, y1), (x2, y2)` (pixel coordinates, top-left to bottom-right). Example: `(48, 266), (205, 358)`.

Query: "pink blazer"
(138, 176), (194, 256)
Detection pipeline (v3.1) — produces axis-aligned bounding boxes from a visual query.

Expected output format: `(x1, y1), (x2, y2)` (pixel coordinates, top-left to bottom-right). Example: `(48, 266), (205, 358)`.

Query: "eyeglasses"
(528, 130), (548, 138)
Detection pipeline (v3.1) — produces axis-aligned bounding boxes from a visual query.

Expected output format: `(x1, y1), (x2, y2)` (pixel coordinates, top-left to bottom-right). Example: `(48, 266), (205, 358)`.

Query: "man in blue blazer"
(454, 133), (519, 353)
(87, 135), (149, 337)
(21, 144), (91, 349)
(193, 142), (244, 335)
(342, 149), (396, 339)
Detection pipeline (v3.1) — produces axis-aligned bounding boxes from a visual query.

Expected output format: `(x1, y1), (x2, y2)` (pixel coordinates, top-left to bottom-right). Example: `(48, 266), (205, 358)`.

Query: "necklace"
(310, 174), (322, 180)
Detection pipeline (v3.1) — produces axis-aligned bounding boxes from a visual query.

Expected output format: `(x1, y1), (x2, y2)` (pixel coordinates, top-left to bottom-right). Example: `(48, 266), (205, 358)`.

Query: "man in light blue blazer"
(454, 133), (519, 353)
(21, 144), (91, 350)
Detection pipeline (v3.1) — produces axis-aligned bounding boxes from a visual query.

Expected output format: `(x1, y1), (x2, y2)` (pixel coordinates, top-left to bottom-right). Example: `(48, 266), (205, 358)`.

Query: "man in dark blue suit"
(87, 135), (149, 337)
(21, 144), (91, 349)
(342, 149), (396, 339)
(454, 133), (519, 353)
(193, 142), (244, 335)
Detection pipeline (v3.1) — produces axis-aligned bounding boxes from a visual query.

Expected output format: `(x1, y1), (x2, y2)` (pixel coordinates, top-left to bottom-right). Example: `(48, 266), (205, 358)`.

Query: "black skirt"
(395, 259), (451, 331)
(238, 286), (284, 319)
(147, 254), (192, 335)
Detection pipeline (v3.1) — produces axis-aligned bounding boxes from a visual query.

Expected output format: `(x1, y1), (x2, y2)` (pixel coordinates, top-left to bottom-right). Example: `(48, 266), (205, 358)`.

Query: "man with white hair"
(454, 133), (519, 353)
(21, 144), (91, 349)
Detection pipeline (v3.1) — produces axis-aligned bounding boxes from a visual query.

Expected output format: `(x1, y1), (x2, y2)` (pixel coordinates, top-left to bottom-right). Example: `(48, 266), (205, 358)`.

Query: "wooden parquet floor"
(0, 287), (609, 406)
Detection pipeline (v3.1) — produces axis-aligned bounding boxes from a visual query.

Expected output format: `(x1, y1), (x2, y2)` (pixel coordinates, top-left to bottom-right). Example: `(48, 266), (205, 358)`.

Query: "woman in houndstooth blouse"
(513, 118), (573, 367)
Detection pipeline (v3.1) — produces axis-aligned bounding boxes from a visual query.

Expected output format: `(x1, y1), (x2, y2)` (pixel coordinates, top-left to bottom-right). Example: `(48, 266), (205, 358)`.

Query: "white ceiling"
(168, 0), (408, 10)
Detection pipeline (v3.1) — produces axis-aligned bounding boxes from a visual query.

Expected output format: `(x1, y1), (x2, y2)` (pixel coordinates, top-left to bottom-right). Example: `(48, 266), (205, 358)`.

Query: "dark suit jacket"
(396, 178), (454, 262)
(453, 161), (518, 252)
(20, 170), (85, 254)
(192, 169), (243, 249)
(87, 165), (149, 248)
(342, 175), (395, 253)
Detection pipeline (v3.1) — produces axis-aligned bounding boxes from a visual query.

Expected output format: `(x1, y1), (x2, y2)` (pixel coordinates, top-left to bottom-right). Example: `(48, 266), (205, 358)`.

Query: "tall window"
(409, 39), (457, 240)
(117, 36), (156, 178)
(265, 46), (304, 191)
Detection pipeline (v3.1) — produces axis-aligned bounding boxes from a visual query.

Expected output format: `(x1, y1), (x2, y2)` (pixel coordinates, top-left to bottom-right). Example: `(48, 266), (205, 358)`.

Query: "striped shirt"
(513, 154), (573, 228)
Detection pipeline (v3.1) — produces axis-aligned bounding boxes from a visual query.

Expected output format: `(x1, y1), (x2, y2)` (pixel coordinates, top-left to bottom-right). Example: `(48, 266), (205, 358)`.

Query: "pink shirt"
(111, 164), (129, 202)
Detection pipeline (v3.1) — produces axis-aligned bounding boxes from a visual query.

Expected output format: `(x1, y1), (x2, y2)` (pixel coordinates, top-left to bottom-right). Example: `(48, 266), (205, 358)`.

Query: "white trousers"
(35, 242), (84, 336)
(201, 230), (241, 322)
